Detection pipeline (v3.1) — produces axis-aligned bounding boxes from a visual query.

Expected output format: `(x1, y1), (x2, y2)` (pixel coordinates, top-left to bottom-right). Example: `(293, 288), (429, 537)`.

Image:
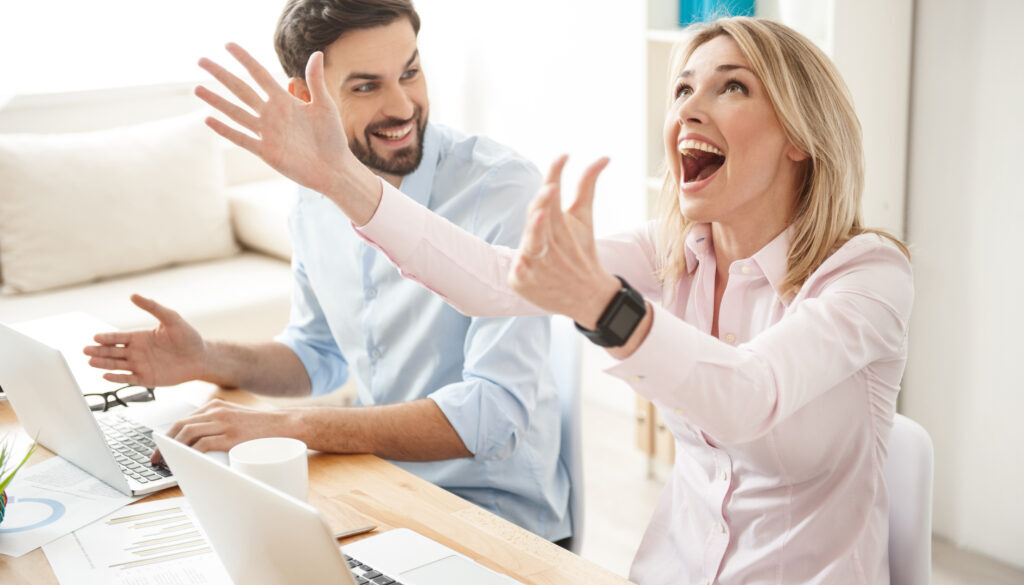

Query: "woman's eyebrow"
(677, 63), (753, 79)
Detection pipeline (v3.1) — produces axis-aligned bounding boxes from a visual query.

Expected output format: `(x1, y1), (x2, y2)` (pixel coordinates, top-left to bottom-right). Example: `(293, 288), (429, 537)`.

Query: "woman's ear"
(787, 142), (810, 162)
(287, 78), (312, 103)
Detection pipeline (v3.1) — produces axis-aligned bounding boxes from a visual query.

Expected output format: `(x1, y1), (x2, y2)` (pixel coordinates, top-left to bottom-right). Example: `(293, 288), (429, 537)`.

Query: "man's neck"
(379, 171), (403, 188)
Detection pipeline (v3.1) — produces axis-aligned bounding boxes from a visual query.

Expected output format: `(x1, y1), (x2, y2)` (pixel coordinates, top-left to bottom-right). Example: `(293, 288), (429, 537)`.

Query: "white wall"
(415, 0), (647, 237)
(903, 0), (1024, 569)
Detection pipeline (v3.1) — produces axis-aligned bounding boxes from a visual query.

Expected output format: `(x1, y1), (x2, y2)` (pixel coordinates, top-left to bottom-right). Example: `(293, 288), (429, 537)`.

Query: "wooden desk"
(0, 387), (634, 585)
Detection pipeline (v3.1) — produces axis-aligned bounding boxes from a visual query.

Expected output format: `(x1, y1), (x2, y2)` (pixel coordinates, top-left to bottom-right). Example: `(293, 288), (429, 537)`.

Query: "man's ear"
(288, 78), (312, 103)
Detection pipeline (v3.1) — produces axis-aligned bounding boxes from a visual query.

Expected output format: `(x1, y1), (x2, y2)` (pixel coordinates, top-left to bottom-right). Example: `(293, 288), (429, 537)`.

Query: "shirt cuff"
(603, 303), (700, 409)
(354, 177), (426, 267)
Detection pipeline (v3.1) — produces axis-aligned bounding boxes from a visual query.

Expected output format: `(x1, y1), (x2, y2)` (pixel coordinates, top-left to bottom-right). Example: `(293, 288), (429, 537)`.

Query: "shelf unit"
(637, 0), (913, 471)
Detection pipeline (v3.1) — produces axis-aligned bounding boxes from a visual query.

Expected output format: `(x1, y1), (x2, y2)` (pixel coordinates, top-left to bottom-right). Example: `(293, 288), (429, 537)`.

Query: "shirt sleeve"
(606, 236), (914, 444)
(421, 159), (551, 459)
(274, 211), (350, 396)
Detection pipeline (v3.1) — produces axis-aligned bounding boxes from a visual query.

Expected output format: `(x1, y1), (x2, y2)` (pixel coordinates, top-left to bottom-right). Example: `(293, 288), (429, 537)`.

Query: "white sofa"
(0, 84), (295, 343)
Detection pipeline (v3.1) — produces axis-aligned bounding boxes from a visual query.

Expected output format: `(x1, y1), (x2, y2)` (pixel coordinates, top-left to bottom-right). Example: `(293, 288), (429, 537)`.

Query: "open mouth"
(371, 122), (414, 143)
(678, 139), (726, 184)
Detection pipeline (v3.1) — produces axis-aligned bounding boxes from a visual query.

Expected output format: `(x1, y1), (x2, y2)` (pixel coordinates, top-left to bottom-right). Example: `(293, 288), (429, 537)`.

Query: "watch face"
(608, 303), (643, 340)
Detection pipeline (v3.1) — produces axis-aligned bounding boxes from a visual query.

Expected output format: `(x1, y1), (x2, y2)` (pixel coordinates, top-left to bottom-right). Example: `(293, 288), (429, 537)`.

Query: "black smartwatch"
(575, 276), (647, 347)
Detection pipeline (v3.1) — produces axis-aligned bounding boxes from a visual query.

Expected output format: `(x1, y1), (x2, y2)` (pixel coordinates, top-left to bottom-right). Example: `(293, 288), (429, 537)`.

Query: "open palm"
(85, 295), (204, 388)
(195, 43), (350, 196)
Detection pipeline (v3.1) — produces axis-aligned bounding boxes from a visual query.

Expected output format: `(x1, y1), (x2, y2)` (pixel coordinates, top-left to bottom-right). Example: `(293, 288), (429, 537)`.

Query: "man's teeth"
(677, 139), (724, 157)
(376, 125), (412, 140)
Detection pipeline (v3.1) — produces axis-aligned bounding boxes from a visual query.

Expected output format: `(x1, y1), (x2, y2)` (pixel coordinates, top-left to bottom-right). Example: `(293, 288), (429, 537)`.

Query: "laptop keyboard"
(344, 554), (405, 585)
(97, 413), (173, 484)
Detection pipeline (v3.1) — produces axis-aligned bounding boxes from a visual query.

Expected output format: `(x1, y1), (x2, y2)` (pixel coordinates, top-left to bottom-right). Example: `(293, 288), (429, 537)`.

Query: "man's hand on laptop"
(84, 294), (205, 388)
(151, 399), (291, 464)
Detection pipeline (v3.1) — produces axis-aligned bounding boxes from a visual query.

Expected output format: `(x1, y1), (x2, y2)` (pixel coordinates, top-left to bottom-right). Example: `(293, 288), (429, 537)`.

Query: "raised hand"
(196, 44), (381, 224)
(84, 294), (205, 388)
(508, 156), (621, 329)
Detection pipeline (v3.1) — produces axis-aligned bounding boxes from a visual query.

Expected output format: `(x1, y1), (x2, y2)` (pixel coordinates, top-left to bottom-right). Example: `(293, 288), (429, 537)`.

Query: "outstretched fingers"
(225, 43), (287, 100)
(304, 52), (332, 106)
(194, 85), (259, 133)
(197, 57), (264, 112)
(567, 157), (610, 223)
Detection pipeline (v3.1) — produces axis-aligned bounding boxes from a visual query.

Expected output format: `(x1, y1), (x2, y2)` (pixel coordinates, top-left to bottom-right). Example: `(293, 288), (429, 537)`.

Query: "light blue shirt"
(275, 123), (570, 540)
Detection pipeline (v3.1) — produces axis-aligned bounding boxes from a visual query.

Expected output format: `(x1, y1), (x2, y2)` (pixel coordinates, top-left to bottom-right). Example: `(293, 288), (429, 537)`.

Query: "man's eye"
(401, 68), (419, 80)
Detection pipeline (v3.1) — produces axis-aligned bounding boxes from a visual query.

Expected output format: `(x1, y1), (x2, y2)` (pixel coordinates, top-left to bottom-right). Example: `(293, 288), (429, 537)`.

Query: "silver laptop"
(153, 433), (523, 585)
(0, 321), (186, 496)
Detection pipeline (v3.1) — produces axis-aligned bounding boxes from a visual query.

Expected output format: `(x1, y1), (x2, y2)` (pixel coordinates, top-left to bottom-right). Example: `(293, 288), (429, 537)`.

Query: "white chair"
(883, 413), (934, 585)
(549, 315), (584, 553)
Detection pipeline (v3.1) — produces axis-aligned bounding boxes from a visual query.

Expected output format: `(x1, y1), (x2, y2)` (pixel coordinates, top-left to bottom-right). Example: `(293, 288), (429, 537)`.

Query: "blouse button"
(720, 470), (728, 481)
(741, 264), (751, 274)
(716, 522), (726, 533)
(724, 333), (736, 344)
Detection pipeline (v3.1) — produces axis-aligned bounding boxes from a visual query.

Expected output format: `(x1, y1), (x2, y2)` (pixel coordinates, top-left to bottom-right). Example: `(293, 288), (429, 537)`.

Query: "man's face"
(294, 17), (429, 182)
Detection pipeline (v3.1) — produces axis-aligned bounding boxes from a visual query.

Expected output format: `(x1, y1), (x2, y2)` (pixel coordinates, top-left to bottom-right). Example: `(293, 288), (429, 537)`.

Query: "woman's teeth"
(677, 139), (724, 156)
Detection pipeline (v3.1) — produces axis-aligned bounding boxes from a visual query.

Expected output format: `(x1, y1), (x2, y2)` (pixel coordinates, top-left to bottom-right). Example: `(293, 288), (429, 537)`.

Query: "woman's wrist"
(575, 273), (623, 330)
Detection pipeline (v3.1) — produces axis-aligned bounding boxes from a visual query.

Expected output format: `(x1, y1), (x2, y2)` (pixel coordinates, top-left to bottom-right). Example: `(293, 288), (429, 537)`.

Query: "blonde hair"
(656, 17), (909, 298)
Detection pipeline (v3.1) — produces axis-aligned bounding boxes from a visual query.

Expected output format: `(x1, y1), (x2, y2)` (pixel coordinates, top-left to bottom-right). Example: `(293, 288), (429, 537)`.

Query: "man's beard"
(349, 106), (427, 177)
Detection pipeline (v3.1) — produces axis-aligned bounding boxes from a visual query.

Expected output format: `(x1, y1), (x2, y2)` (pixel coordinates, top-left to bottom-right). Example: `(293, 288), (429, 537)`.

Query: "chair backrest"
(549, 315), (584, 553)
(883, 413), (934, 585)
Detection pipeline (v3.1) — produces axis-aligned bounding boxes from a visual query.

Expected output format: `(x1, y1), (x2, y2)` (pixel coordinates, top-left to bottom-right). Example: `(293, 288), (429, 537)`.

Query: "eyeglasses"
(83, 385), (157, 412)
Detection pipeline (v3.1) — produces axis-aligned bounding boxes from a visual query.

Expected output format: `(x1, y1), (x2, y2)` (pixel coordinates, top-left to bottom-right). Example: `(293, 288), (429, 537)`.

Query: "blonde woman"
(197, 16), (912, 585)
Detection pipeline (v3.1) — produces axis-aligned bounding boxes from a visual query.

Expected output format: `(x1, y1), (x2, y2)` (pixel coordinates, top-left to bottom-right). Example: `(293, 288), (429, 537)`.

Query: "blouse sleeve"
(604, 236), (914, 444)
(357, 178), (663, 315)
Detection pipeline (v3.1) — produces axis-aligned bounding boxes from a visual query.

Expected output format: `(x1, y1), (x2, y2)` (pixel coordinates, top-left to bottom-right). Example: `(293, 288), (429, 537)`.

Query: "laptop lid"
(152, 433), (355, 585)
(0, 322), (129, 494)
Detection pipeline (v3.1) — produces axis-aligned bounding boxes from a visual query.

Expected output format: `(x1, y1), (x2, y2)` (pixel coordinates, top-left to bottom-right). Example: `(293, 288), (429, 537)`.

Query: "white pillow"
(0, 113), (239, 293)
(227, 179), (297, 262)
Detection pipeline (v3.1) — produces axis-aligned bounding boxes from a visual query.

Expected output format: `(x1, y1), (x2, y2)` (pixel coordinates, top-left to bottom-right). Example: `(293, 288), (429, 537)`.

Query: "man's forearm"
(199, 341), (312, 397)
(284, 399), (472, 461)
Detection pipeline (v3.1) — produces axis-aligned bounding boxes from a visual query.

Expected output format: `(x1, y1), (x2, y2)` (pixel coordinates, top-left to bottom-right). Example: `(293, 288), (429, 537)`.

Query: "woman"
(199, 16), (912, 585)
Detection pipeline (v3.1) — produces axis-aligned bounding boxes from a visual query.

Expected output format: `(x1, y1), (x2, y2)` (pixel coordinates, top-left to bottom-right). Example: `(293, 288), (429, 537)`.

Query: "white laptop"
(0, 321), (194, 496)
(153, 432), (524, 585)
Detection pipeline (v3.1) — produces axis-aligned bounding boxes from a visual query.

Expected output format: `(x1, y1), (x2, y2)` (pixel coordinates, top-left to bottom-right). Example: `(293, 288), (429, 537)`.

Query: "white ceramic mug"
(228, 437), (309, 501)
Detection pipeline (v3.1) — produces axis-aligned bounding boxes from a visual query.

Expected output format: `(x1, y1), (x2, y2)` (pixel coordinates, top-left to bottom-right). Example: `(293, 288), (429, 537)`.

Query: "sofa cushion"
(227, 179), (297, 262)
(0, 113), (239, 294)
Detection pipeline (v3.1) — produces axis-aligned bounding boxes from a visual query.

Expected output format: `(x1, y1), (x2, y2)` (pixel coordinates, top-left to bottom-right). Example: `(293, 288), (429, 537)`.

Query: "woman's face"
(663, 35), (806, 227)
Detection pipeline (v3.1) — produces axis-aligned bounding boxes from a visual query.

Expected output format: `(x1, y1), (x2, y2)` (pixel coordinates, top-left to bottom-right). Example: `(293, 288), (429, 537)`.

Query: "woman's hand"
(509, 156), (621, 329)
(196, 44), (381, 224)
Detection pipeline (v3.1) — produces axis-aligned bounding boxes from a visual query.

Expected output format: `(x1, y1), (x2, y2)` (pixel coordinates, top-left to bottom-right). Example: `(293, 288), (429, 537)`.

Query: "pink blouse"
(358, 179), (914, 585)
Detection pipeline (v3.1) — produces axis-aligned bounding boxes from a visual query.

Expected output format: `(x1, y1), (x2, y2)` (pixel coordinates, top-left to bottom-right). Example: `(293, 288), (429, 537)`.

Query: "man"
(85, 0), (570, 543)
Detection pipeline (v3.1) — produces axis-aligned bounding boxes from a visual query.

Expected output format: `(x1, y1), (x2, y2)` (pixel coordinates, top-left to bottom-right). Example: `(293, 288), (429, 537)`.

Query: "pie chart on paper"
(0, 496), (66, 533)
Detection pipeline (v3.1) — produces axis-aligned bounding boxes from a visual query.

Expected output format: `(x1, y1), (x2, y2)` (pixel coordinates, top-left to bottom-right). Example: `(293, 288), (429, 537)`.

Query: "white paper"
(0, 456), (140, 557)
(43, 497), (232, 585)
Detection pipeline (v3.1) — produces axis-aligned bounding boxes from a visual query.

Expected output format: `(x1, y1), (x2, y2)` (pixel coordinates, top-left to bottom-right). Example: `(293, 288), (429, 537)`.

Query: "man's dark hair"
(274, 0), (421, 79)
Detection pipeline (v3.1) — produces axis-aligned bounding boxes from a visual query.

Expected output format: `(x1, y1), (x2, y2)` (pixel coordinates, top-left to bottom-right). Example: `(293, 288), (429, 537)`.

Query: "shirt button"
(720, 470), (728, 481)
(724, 333), (736, 344)
(741, 264), (751, 274)
(371, 348), (382, 359)
(366, 288), (377, 299)
(716, 522), (726, 533)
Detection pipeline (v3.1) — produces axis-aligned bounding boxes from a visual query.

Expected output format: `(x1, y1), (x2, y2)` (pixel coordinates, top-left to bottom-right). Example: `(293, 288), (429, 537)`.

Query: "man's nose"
(381, 84), (416, 121)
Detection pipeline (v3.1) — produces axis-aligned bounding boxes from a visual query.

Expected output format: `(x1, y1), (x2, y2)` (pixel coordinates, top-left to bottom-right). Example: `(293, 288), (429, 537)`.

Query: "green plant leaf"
(0, 436), (37, 493)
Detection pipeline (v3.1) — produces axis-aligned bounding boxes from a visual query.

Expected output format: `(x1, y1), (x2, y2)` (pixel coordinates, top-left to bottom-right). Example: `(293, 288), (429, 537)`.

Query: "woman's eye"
(724, 81), (748, 94)
(675, 84), (693, 99)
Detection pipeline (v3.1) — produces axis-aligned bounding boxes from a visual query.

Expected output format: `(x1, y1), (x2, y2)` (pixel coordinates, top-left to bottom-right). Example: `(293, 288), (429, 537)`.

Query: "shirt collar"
(397, 122), (441, 208)
(750, 226), (792, 299)
(683, 224), (713, 274)
(682, 223), (792, 293)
